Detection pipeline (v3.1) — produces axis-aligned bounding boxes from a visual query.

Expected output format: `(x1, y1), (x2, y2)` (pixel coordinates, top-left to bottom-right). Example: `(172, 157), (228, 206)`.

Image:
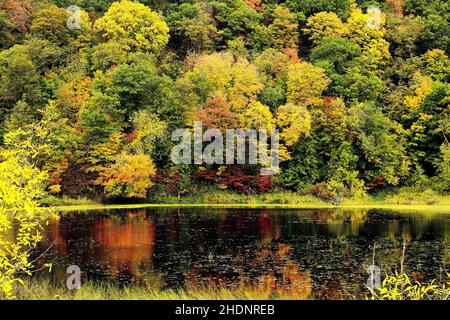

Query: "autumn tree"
(267, 6), (299, 51)
(0, 129), (56, 299)
(30, 4), (92, 47)
(285, 62), (330, 106)
(96, 153), (156, 198)
(304, 12), (346, 44)
(94, 0), (169, 53)
(167, 1), (220, 53)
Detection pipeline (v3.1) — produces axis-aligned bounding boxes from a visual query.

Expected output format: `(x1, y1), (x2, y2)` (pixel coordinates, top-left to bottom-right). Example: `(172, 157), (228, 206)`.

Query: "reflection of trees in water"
(40, 207), (448, 298)
(151, 209), (311, 298)
(183, 243), (312, 299)
(45, 209), (156, 282)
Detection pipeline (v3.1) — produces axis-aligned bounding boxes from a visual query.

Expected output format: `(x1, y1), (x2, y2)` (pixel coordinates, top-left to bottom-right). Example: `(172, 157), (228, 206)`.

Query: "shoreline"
(52, 202), (450, 213)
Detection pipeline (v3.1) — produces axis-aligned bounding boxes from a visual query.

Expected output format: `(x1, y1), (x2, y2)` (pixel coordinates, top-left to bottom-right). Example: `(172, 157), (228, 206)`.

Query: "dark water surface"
(35, 208), (449, 299)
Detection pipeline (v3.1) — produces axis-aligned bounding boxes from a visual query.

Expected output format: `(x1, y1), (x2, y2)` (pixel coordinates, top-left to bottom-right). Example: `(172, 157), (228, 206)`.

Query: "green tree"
(348, 102), (410, 186)
(0, 45), (40, 107)
(327, 142), (365, 198)
(285, 0), (354, 20)
(30, 4), (92, 47)
(167, 1), (220, 53)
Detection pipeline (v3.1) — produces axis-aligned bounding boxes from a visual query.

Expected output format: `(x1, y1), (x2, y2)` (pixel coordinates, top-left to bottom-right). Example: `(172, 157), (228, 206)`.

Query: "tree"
(109, 56), (161, 115)
(4, 0), (32, 33)
(286, 62), (330, 105)
(405, 0), (450, 53)
(94, 0), (169, 53)
(0, 11), (14, 49)
(254, 48), (291, 109)
(276, 102), (311, 161)
(267, 6), (299, 50)
(0, 129), (55, 299)
(87, 131), (124, 174)
(179, 52), (264, 116)
(436, 141), (450, 192)
(194, 97), (239, 131)
(345, 8), (391, 74)
(281, 136), (322, 190)
(348, 102), (410, 186)
(166, 1), (220, 53)
(311, 36), (361, 75)
(80, 91), (122, 143)
(385, 13), (424, 58)
(281, 97), (349, 190)
(90, 42), (128, 71)
(417, 49), (450, 82)
(326, 142), (365, 198)
(285, 0), (354, 20)
(30, 4), (92, 47)
(96, 153), (156, 198)
(305, 12), (346, 44)
(208, 0), (262, 48)
(406, 79), (449, 175)
(130, 110), (167, 156)
(0, 45), (40, 107)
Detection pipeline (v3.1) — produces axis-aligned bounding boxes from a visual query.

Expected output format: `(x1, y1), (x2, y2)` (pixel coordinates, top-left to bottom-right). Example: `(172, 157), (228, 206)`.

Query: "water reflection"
(36, 208), (449, 299)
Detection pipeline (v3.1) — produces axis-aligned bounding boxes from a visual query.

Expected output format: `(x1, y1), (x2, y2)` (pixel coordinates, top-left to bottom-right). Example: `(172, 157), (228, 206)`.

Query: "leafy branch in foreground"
(0, 129), (56, 299)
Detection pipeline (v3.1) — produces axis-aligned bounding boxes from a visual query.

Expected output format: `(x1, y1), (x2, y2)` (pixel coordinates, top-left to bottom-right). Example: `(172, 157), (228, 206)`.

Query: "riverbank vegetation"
(44, 186), (450, 209)
(17, 272), (450, 300)
(367, 272), (450, 300)
(18, 279), (311, 300)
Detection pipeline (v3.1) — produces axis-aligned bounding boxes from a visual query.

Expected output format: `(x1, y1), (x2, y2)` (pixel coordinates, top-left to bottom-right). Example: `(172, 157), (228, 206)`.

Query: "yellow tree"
(276, 103), (311, 161)
(305, 12), (347, 43)
(30, 4), (92, 47)
(276, 62), (330, 161)
(179, 52), (266, 127)
(345, 9), (391, 74)
(0, 129), (55, 299)
(268, 6), (299, 50)
(96, 153), (156, 198)
(94, 0), (170, 53)
(286, 62), (330, 106)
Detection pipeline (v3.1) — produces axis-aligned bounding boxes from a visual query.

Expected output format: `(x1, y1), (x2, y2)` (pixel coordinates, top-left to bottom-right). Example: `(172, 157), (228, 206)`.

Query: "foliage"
(285, 62), (330, 105)
(0, 129), (56, 299)
(305, 12), (346, 43)
(96, 153), (156, 198)
(267, 6), (299, 50)
(0, 0), (450, 204)
(368, 272), (450, 300)
(166, 1), (220, 53)
(94, 0), (169, 53)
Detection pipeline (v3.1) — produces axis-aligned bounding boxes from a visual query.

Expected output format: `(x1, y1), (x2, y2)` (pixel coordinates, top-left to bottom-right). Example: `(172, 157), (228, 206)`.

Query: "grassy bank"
(48, 189), (450, 213)
(17, 273), (450, 300)
(17, 279), (310, 300)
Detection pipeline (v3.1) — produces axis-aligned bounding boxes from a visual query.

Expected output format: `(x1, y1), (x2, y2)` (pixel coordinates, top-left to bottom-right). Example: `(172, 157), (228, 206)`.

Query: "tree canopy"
(0, 0), (449, 200)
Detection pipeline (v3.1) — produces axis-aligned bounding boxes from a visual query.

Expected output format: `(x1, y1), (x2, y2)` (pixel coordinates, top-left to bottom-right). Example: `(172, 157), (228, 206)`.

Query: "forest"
(0, 0), (449, 204)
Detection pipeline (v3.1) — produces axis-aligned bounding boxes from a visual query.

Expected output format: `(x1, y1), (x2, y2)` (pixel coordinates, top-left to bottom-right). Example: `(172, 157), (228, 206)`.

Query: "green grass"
(47, 189), (450, 213)
(377, 188), (450, 206)
(43, 195), (99, 207)
(17, 279), (307, 300)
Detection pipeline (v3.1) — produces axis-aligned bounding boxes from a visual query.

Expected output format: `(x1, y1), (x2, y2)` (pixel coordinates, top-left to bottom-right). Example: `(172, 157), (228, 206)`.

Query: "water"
(35, 207), (449, 299)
